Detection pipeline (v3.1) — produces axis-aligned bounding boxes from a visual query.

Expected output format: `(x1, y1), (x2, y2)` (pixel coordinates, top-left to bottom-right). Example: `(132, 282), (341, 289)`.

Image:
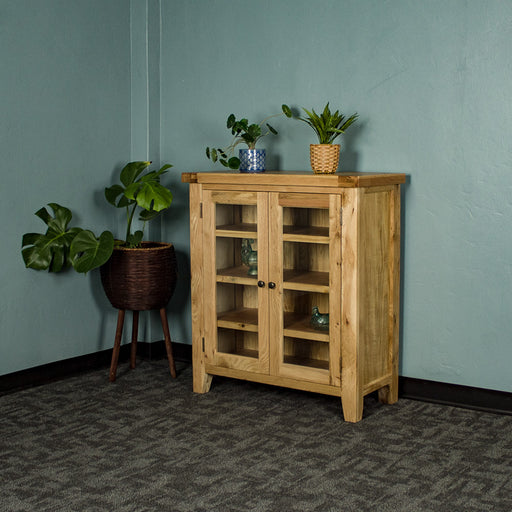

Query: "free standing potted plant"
(293, 103), (358, 174)
(206, 104), (292, 172)
(21, 161), (178, 381)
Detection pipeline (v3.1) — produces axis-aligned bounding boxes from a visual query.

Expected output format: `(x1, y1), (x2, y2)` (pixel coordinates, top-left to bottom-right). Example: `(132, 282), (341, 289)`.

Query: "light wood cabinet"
(182, 171), (406, 422)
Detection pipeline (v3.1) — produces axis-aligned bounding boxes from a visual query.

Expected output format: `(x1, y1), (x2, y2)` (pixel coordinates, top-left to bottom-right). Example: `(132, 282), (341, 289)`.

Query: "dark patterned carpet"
(1, 359), (511, 512)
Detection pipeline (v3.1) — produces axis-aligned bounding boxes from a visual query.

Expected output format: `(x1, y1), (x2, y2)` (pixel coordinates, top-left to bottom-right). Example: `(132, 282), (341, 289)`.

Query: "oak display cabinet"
(182, 171), (406, 422)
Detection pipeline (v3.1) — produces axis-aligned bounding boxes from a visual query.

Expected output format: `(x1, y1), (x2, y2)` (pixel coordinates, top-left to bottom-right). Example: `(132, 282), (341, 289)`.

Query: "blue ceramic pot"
(239, 149), (265, 173)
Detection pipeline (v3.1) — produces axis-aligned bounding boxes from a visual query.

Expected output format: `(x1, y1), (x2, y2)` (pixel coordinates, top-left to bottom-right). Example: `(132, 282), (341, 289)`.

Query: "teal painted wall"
(160, 0), (512, 392)
(2, 1), (511, 394)
(1, 0), (132, 374)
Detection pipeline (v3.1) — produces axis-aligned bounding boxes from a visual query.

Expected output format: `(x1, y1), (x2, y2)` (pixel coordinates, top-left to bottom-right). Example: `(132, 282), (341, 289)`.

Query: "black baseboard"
(0, 340), (192, 396)
(399, 376), (512, 416)
(1, 345), (511, 417)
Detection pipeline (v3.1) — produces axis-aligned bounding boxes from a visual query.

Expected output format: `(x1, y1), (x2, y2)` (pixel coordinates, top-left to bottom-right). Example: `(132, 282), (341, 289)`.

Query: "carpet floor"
(1, 359), (511, 512)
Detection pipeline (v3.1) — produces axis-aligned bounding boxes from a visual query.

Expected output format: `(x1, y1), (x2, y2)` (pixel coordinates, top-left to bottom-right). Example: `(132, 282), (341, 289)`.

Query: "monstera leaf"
(70, 230), (115, 274)
(124, 165), (173, 209)
(21, 203), (83, 273)
(105, 161), (152, 208)
(104, 184), (133, 209)
(125, 179), (174, 213)
(120, 160), (152, 187)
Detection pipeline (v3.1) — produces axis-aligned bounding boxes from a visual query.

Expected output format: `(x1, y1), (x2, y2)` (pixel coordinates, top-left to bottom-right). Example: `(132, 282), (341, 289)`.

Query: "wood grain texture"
(340, 188), (364, 422)
(188, 171), (405, 188)
(183, 172), (404, 422)
(189, 184), (212, 393)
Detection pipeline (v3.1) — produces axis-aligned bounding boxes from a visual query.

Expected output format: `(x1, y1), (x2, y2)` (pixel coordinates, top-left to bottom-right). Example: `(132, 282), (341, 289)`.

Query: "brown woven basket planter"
(310, 144), (340, 174)
(100, 242), (177, 311)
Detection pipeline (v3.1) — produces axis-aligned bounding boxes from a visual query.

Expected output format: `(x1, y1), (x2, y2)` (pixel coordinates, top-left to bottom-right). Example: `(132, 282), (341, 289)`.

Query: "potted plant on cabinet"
(293, 103), (358, 174)
(21, 161), (178, 381)
(206, 104), (292, 172)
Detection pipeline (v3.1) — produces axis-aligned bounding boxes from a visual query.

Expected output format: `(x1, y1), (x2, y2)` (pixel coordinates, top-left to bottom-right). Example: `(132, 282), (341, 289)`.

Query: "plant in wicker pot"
(294, 103), (358, 174)
(206, 105), (292, 172)
(21, 161), (178, 382)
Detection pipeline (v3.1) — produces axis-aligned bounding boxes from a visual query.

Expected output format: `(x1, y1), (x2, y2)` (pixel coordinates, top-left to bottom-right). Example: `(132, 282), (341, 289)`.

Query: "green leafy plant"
(22, 161), (173, 274)
(206, 104), (292, 169)
(294, 103), (358, 144)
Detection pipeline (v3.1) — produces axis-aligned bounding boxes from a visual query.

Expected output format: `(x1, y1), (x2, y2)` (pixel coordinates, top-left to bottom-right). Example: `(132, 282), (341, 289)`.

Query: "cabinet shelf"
(216, 223), (257, 238)
(216, 268), (329, 292)
(283, 226), (329, 244)
(217, 308), (258, 332)
(283, 270), (329, 293)
(283, 355), (329, 371)
(217, 309), (329, 342)
(284, 313), (330, 342)
(217, 266), (257, 285)
(232, 348), (259, 359)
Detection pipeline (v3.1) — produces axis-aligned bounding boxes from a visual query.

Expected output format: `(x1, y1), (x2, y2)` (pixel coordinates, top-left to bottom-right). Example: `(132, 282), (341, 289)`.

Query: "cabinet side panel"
(379, 184), (401, 404)
(359, 188), (392, 386)
(341, 189), (364, 422)
(190, 184), (212, 393)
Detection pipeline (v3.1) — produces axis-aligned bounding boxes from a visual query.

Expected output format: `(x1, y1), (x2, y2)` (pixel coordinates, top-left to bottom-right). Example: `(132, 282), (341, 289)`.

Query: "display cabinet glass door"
(202, 190), (269, 373)
(268, 193), (342, 387)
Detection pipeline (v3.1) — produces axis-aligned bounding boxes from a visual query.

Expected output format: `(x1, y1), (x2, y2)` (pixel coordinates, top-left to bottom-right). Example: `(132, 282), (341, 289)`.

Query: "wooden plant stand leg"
(130, 311), (139, 370)
(109, 309), (126, 382)
(159, 307), (176, 378)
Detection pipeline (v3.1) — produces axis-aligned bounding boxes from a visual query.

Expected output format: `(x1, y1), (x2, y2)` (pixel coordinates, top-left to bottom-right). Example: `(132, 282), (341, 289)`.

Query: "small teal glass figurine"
(241, 239), (258, 276)
(310, 306), (329, 331)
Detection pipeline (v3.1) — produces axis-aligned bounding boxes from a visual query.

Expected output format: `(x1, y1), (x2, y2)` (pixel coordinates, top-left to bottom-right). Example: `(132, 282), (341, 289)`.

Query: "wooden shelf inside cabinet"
(217, 308), (258, 332)
(283, 313), (330, 342)
(216, 223), (257, 238)
(283, 270), (329, 293)
(283, 355), (329, 371)
(283, 226), (329, 244)
(217, 266), (258, 286)
(231, 348), (259, 359)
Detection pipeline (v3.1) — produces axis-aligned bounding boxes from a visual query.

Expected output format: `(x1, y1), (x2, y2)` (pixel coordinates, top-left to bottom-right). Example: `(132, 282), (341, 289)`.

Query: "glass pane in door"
(204, 191), (268, 373)
(275, 201), (332, 383)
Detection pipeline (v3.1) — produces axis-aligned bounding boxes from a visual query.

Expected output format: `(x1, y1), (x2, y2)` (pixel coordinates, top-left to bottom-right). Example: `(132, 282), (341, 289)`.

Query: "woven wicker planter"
(310, 144), (340, 174)
(100, 242), (177, 311)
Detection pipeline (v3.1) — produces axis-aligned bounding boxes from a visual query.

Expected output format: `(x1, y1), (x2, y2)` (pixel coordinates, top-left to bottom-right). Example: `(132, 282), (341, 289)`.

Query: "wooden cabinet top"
(181, 171), (406, 188)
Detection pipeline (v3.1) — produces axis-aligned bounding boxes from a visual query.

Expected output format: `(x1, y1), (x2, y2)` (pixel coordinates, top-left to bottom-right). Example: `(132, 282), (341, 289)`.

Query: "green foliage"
(295, 103), (358, 144)
(69, 230), (115, 274)
(21, 161), (174, 274)
(105, 161), (173, 245)
(22, 203), (83, 273)
(206, 105), (292, 169)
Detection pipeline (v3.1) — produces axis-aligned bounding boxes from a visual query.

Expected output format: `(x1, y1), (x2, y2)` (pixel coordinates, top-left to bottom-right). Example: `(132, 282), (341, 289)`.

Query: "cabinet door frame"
(202, 189), (270, 374)
(268, 192), (342, 387)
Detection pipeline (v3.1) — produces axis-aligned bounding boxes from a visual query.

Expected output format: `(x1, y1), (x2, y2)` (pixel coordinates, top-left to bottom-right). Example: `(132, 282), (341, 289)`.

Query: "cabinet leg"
(341, 394), (364, 423)
(193, 370), (213, 394)
(378, 376), (399, 405)
(159, 308), (176, 378)
(192, 341), (212, 393)
(109, 309), (125, 382)
(130, 311), (139, 370)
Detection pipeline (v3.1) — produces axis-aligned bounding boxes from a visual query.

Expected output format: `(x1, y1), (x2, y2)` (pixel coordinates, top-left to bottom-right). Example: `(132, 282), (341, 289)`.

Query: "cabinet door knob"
(257, 281), (265, 288)
(268, 282), (276, 289)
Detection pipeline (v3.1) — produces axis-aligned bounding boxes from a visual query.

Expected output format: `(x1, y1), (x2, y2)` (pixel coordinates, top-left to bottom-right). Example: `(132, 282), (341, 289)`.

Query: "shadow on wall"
(339, 120), (364, 173)
(398, 176), (410, 376)
(87, 268), (119, 352)
(164, 248), (191, 341)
